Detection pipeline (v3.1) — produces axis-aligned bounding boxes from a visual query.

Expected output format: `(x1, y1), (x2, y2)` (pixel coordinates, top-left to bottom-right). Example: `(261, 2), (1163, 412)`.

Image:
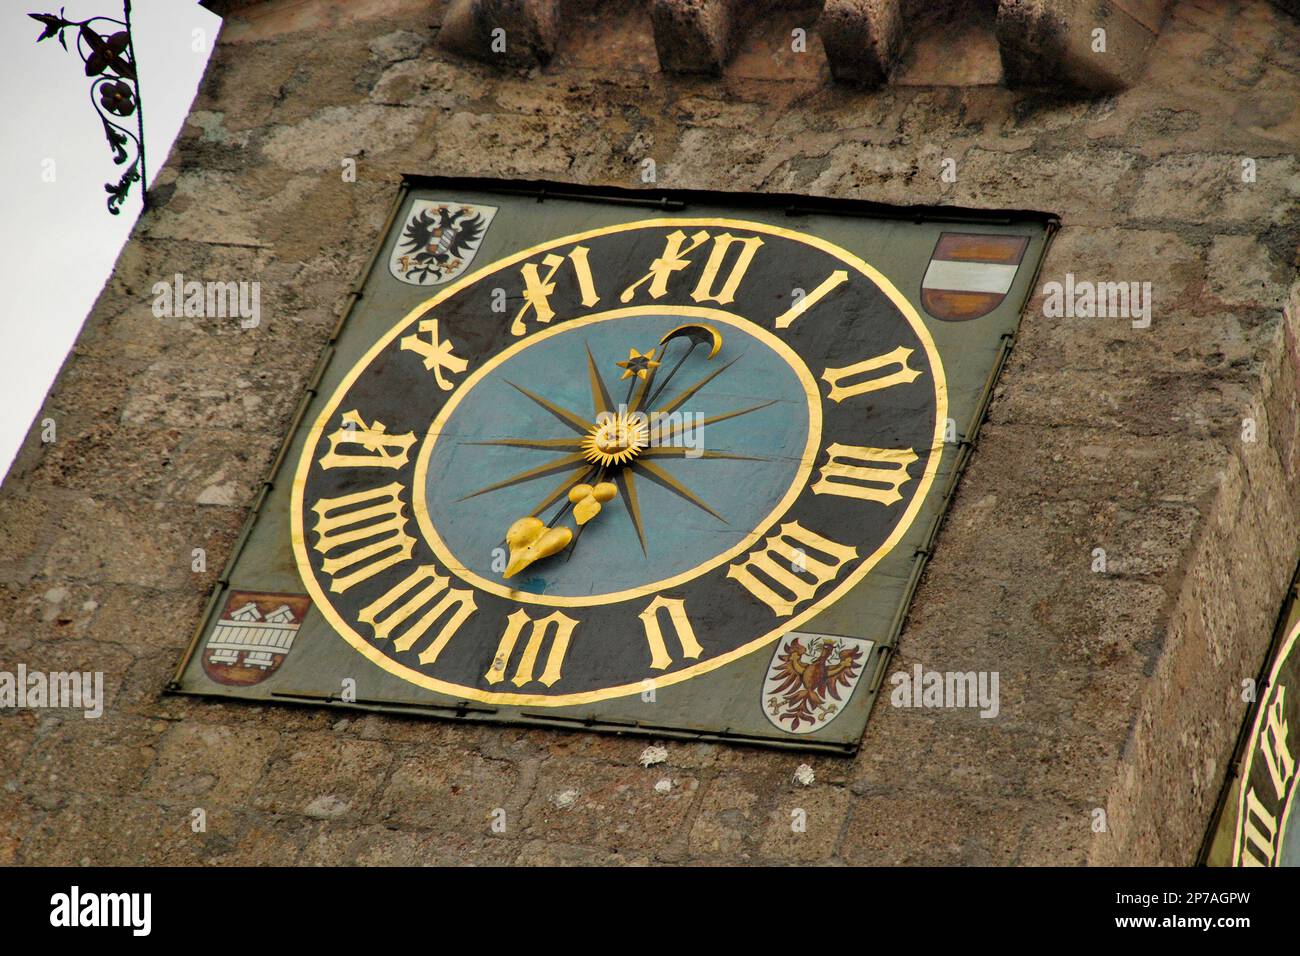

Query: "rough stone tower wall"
(1, 0), (1298, 865)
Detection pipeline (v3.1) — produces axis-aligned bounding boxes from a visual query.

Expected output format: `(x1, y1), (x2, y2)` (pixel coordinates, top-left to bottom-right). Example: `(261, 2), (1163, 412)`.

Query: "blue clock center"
(420, 310), (815, 602)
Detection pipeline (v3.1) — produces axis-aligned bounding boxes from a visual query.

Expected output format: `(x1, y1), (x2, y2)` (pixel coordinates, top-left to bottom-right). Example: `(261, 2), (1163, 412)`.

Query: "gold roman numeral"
(774, 270), (848, 329)
(511, 246), (600, 335)
(310, 482), (416, 593)
(821, 346), (922, 403)
(1240, 786), (1278, 866)
(357, 564), (477, 666)
(1259, 684), (1295, 800)
(811, 444), (919, 506)
(1237, 685), (1293, 865)
(638, 595), (703, 671)
(318, 410), (416, 470)
(689, 233), (764, 305)
(401, 318), (469, 391)
(620, 229), (709, 302)
(620, 230), (763, 306)
(726, 522), (858, 617)
(485, 609), (578, 688)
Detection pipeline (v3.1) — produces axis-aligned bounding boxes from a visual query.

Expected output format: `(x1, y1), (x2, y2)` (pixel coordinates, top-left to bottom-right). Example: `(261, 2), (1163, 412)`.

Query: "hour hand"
(500, 481), (616, 578)
(503, 517), (572, 578)
(569, 481), (617, 525)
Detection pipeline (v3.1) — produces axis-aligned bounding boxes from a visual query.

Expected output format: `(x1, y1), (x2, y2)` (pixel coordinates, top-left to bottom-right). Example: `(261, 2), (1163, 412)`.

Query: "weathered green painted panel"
(172, 177), (1053, 753)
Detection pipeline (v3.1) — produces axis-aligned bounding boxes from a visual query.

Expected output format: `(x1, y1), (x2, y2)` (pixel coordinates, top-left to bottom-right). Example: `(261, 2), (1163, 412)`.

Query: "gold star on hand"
(616, 348), (660, 380)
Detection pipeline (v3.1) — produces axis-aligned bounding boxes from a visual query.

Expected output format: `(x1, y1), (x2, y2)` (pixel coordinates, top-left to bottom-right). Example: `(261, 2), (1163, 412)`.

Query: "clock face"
(292, 218), (946, 705)
(1229, 614), (1300, 867)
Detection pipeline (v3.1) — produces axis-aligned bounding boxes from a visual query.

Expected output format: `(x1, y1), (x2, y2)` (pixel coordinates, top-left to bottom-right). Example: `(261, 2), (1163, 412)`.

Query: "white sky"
(0, 0), (219, 479)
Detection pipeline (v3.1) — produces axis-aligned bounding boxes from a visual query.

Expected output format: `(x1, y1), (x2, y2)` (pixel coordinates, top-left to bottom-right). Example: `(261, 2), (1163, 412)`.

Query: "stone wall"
(1, 0), (1298, 865)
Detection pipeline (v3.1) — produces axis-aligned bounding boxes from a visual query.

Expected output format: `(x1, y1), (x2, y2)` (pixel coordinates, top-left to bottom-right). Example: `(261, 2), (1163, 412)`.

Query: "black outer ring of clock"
(297, 221), (941, 698)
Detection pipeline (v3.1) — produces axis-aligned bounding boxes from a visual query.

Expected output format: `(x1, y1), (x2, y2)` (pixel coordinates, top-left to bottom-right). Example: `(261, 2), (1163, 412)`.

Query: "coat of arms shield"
(919, 232), (1028, 321)
(389, 199), (497, 286)
(762, 632), (874, 734)
(201, 591), (310, 686)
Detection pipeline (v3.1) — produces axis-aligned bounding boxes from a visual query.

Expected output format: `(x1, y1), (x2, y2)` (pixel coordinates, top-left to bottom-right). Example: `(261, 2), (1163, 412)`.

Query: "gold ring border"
(1232, 615), (1300, 865)
(291, 217), (949, 707)
(412, 305), (820, 607)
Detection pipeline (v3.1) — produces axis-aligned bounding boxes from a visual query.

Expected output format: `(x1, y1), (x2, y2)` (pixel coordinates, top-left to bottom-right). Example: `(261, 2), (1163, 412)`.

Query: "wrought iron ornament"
(30, 3), (147, 214)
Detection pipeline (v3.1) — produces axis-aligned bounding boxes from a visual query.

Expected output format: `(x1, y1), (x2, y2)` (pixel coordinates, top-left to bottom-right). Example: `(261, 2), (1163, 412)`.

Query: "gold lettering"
(689, 233), (764, 305)
(511, 246), (600, 335)
(1260, 684), (1295, 801)
(774, 270), (849, 329)
(638, 595), (703, 671)
(357, 564), (477, 666)
(401, 318), (468, 390)
(310, 482), (416, 593)
(1239, 786), (1278, 866)
(810, 444), (919, 506)
(319, 410), (416, 470)
(821, 346), (922, 403)
(485, 609), (578, 688)
(619, 230), (711, 303)
(726, 522), (858, 617)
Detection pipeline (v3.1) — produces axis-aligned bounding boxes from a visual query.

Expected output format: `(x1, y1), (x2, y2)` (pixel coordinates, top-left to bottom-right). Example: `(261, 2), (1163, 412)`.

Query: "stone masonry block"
(817, 0), (908, 87)
(996, 0), (1172, 93)
(440, 0), (561, 67)
(650, 0), (743, 75)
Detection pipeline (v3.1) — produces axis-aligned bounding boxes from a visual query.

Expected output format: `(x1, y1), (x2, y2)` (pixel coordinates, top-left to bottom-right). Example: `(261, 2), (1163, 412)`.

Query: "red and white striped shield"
(920, 233), (1029, 321)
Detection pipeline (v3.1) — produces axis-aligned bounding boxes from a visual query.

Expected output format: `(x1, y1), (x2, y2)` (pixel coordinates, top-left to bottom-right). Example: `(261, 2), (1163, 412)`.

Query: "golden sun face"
(581, 411), (650, 467)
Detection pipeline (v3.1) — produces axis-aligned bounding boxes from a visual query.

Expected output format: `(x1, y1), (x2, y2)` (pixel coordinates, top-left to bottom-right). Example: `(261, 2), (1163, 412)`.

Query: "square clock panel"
(171, 177), (1054, 754)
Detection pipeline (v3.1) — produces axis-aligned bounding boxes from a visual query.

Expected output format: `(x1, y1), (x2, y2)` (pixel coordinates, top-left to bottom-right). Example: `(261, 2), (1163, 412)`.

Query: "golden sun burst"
(580, 412), (650, 467)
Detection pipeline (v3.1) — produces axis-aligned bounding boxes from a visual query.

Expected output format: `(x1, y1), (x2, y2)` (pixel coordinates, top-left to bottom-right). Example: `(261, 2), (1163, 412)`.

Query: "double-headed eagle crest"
(393, 203), (491, 285)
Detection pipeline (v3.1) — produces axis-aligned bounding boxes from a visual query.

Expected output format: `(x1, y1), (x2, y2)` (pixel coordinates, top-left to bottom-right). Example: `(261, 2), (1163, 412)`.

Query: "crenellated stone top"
(436, 0), (1175, 93)
(192, 0), (1300, 95)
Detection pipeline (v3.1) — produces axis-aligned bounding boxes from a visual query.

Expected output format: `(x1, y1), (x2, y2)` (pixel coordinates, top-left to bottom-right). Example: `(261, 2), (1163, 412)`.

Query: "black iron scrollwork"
(30, 3), (148, 214)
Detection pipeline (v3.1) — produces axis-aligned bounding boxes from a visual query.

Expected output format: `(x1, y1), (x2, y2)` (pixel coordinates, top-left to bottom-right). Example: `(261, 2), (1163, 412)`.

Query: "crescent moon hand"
(642, 323), (724, 410)
(658, 323), (723, 359)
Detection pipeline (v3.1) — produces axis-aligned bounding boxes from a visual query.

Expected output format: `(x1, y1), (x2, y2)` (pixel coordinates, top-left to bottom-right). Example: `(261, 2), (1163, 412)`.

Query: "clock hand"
(499, 464), (597, 579)
(641, 340), (698, 411)
(502, 516), (571, 578)
(565, 471), (617, 561)
(500, 485), (617, 579)
(492, 326), (745, 578)
(615, 347), (660, 409)
(500, 466), (616, 578)
(640, 323), (723, 412)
